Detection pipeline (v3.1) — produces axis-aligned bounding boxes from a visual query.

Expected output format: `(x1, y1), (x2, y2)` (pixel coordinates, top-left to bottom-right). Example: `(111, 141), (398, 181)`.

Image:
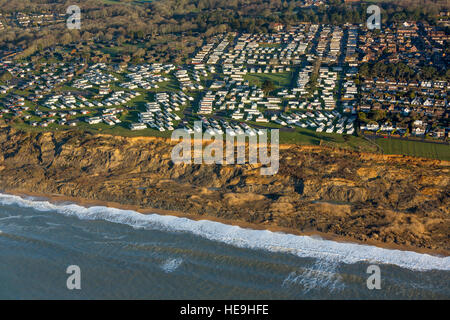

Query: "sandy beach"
(1, 127), (448, 258)
(3, 188), (449, 257)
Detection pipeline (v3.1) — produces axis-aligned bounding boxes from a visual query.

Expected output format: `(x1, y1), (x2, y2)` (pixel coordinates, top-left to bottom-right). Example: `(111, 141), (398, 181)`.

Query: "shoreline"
(2, 188), (449, 258)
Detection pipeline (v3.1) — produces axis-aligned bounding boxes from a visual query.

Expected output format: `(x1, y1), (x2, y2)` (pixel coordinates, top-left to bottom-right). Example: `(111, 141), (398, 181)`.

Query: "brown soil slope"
(0, 126), (448, 253)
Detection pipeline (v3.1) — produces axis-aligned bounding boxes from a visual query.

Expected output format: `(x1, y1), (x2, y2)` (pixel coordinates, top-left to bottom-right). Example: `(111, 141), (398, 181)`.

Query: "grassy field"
(11, 120), (378, 154)
(13, 121), (450, 160)
(376, 138), (450, 161)
(244, 72), (293, 90)
(258, 43), (282, 48)
(12, 121), (174, 138)
(279, 129), (377, 152)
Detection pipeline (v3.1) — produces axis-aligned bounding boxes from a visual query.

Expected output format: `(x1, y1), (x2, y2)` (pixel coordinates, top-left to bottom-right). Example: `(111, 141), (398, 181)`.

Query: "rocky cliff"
(0, 126), (448, 254)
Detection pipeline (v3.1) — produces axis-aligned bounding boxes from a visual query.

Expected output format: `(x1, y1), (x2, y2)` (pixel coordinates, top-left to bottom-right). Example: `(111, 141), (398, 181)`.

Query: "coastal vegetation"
(376, 137), (450, 161)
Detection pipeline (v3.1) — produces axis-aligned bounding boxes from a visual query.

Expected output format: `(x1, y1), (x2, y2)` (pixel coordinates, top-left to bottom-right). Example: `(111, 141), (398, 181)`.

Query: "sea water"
(0, 193), (448, 299)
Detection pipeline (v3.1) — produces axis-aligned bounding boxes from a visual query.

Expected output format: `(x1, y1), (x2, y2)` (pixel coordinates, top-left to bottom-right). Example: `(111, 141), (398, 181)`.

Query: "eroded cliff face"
(0, 126), (448, 253)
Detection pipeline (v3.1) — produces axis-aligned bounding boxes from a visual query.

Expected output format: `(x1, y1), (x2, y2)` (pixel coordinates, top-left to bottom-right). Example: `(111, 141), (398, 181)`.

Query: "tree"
(358, 112), (369, 124)
(0, 70), (13, 82)
(262, 79), (275, 95)
(370, 110), (387, 122)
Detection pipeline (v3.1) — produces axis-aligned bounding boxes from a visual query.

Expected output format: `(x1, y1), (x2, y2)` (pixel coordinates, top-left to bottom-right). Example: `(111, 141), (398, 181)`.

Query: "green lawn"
(258, 43), (282, 48)
(376, 138), (450, 161)
(279, 129), (377, 152)
(244, 72), (293, 89)
(12, 121), (173, 138)
(19, 119), (450, 158)
(11, 121), (376, 152)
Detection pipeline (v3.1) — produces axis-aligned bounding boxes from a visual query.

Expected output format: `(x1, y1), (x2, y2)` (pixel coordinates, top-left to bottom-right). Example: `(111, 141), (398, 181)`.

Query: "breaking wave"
(282, 258), (345, 293)
(0, 193), (449, 271)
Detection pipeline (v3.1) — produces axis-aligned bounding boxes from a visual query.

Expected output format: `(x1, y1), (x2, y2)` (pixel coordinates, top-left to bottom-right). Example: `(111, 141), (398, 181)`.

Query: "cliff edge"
(0, 126), (448, 254)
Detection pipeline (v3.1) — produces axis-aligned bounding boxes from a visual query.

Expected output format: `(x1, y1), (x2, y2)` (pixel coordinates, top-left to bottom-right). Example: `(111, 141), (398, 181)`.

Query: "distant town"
(0, 1), (448, 160)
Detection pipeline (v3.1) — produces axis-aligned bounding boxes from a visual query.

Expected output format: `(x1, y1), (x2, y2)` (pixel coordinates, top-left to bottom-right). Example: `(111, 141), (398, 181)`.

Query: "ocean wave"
(282, 258), (345, 293)
(161, 258), (183, 273)
(0, 193), (449, 271)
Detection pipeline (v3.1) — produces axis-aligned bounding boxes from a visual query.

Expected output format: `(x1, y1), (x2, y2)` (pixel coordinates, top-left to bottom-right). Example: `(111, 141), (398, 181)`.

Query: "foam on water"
(0, 193), (449, 271)
(282, 258), (345, 293)
(161, 258), (183, 273)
